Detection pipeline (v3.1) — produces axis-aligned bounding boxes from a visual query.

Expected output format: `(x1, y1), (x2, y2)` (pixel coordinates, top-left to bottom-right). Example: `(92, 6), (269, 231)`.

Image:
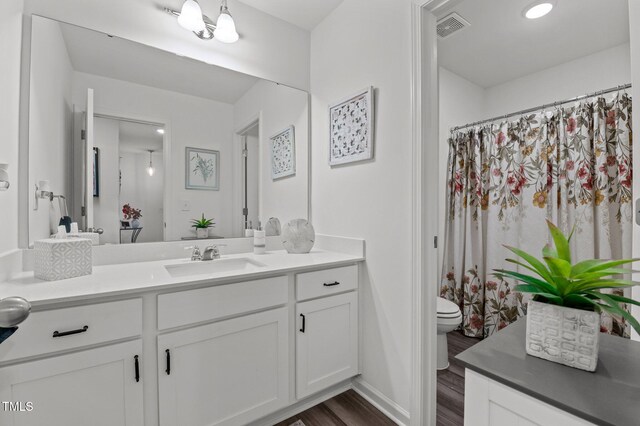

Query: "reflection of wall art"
(93, 147), (100, 197)
(186, 147), (220, 190)
(270, 126), (296, 180)
(329, 86), (374, 166)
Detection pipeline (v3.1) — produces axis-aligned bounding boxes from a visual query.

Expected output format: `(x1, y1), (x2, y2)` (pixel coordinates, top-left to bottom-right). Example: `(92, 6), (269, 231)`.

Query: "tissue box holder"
(35, 238), (92, 281)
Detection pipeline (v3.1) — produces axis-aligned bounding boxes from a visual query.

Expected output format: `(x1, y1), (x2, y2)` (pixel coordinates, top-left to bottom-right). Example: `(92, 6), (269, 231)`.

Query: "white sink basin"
(164, 258), (266, 278)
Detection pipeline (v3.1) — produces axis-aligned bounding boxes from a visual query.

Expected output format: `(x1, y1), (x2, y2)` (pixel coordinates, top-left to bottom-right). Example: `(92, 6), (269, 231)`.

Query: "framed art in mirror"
(270, 125), (296, 180)
(186, 147), (220, 191)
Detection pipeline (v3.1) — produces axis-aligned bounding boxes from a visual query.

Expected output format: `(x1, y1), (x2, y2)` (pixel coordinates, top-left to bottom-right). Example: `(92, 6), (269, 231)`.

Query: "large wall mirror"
(26, 16), (309, 246)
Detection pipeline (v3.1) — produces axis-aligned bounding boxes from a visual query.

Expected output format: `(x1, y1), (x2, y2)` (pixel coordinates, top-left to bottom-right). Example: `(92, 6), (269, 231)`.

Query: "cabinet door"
(158, 308), (289, 426)
(296, 292), (358, 399)
(0, 340), (143, 426)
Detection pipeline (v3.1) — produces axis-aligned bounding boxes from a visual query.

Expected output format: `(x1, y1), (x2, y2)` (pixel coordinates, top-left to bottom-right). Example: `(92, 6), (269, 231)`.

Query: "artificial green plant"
(494, 220), (640, 335)
(190, 214), (215, 229)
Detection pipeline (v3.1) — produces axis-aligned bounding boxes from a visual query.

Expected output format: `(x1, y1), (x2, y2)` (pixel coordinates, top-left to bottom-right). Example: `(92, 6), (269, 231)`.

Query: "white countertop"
(0, 249), (364, 307)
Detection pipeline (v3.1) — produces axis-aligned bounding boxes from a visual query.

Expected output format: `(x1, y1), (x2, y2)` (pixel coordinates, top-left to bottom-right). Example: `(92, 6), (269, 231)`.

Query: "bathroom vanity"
(0, 239), (363, 426)
(457, 319), (640, 426)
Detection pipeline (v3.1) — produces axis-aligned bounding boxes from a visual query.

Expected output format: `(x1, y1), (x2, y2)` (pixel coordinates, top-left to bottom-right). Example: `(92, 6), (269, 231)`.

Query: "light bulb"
(524, 2), (553, 19)
(178, 0), (206, 32)
(214, 10), (239, 43)
(147, 166), (155, 177)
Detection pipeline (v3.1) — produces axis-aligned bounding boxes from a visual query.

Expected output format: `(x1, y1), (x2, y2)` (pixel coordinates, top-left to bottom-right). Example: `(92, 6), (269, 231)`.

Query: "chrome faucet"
(186, 246), (202, 261)
(202, 245), (221, 261)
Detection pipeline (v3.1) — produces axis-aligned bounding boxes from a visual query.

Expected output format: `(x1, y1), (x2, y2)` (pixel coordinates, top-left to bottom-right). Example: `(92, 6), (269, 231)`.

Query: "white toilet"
(437, 297), (463, 370)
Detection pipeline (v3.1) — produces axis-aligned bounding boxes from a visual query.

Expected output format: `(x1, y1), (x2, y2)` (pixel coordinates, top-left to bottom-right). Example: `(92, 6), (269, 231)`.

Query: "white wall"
(311, 0), (413, 415)
(437, 67), (485, 272)
(484, 43), (631, 118)
(93, 118), (121, 244)
(28, 16), (74, 241)
(71, 72), (235, 240)
(233, 80), (309, 229)
(119, 151), (165, 244)
(22, 0), (310, 91)
(0, 0), (23, 254)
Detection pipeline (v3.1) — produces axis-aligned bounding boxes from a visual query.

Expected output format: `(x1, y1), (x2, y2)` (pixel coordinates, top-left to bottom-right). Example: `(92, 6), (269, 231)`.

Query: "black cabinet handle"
(165, 349), (171, 375)
(300, 314), (306, 333)
(134, 355), (140, 382)
(52, 325), (88, 338)
(323, 281), (340, 287)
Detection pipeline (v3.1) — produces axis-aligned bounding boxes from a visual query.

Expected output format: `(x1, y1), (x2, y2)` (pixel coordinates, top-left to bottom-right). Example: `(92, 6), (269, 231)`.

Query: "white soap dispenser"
(244, 221), (254, 237)
(253, 221), (266, 254)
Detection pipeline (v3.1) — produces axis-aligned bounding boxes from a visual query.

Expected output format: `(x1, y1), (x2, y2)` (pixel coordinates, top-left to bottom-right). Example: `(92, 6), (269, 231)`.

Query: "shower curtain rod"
(451, 83), (632, 132)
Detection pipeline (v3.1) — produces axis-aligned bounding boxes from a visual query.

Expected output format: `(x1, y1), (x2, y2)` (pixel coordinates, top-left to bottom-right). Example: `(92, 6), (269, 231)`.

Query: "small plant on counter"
(191, 214), (215, 239)
(191, 214), (215, 229)
(494, 220), (640, 371)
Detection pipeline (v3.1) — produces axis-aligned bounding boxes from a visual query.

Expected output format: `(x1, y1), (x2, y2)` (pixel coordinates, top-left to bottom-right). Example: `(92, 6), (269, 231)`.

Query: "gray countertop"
(456, 318), (640, 426)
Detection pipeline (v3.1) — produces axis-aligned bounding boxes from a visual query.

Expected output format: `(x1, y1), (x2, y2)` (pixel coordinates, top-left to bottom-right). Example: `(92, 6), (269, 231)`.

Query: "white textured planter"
(196, 228), (209, 239)
(526, 300), (600, 372)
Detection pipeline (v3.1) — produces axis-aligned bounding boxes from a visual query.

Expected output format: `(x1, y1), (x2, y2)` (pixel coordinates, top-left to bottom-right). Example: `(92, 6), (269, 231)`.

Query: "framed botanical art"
(270, 125), (296, 180)
(186, 147), (220, 190)
(329, 86), (375, 166)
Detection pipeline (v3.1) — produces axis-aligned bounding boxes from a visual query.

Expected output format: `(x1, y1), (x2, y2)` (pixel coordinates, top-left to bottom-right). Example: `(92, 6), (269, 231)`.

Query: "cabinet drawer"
(157, 276), (288, 330)
(0, 299), (142, 363)
(296, 265), (358, 301)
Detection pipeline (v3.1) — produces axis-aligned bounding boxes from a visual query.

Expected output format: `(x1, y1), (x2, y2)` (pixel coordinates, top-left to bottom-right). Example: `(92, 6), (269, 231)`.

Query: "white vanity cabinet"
(0, 258), (362, 426)
(295, 266), (359, 399)
(157, 308), (289, 426)
(0, 299), (144, 426)
(0, 340), (144, 426)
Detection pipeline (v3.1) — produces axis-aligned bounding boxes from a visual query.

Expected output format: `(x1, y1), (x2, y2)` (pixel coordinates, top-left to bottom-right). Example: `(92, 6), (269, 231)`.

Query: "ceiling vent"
(437, 12), (470, 39)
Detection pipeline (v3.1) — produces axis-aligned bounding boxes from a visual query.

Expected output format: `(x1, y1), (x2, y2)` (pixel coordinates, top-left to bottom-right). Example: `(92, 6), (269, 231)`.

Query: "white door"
(296, 292), (358, 399)
(0, 340), (143, 426)
(158, 308), (289, 426)
(84, 88), (95, 229)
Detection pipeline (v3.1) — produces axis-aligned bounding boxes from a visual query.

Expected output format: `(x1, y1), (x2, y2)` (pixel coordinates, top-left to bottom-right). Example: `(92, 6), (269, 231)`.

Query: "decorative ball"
(282, 219), (315, 254)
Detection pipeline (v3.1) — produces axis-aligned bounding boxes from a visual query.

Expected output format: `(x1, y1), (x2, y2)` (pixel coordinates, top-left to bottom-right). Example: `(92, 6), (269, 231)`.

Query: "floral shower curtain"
(440, 92), (633, 338)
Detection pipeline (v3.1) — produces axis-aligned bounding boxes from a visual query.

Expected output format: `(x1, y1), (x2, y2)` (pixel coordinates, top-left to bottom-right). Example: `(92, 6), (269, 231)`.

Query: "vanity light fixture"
(177, 0), (206, 32)
(523, 1), (555, 19)
(213, 0), (239, 44)
(165, 0), (239, 43)
(147, 150), (155, 177)
(157, 128), (165, 135)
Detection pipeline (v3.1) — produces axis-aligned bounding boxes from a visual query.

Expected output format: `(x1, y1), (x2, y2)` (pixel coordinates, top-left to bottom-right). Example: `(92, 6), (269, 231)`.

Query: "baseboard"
(351, 377), (410, 426)
(248, 380), (352, 426)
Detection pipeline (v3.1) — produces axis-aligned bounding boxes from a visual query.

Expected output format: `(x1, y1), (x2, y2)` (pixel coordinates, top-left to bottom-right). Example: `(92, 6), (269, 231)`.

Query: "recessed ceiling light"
(157, 128), (165, 135)
(524, 2), (554, 19)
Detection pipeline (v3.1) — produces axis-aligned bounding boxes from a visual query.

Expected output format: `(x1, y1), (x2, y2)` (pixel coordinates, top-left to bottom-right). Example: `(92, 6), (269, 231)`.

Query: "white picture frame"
(329, 86), (374, 166)
(185, 147), (220, 191)
(270, 125), (296, 180)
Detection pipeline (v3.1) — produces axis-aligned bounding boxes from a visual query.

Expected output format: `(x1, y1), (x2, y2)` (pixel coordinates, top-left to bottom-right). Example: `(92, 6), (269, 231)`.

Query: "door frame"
(410, 0), (456, 425)
(234, 115), (261, 236)
(93, 110), (171, 243)
(629, 1), (640, 341)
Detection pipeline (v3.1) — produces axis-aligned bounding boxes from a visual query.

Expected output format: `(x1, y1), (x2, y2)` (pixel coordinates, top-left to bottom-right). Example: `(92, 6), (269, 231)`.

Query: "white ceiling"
(437, 0), (630, 88)
(237, 0), (344, 30)
(118, 121), (164, 154)
(60, 22), (259, 104)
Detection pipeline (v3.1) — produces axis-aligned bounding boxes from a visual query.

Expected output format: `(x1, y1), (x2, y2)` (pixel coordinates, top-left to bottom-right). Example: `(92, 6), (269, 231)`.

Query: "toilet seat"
(437, 297), (461, 319)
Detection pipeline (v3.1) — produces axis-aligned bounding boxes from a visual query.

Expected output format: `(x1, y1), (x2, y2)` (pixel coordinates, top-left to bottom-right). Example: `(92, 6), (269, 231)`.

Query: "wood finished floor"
(274, 331), (479, 426)
(437, 330), (481, 426)
(274, 389), (396, 426)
